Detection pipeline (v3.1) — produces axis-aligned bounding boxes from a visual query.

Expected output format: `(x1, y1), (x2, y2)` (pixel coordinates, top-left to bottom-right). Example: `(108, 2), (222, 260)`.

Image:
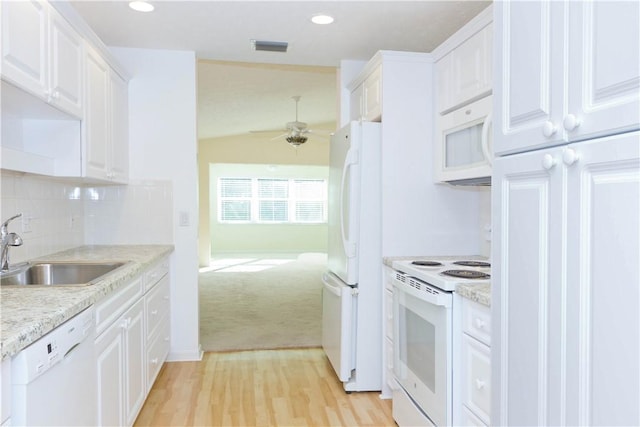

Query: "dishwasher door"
(12, 307), (96, 426)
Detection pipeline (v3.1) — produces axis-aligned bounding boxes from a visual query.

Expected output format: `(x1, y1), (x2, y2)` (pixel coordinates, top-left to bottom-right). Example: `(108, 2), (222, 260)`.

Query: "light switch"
(179, 211), (190, 227)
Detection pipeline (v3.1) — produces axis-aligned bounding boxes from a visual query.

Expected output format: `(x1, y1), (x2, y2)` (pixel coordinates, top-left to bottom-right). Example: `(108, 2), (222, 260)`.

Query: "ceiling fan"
(284, 95), (310, 146)
(251, 95), (326, 147)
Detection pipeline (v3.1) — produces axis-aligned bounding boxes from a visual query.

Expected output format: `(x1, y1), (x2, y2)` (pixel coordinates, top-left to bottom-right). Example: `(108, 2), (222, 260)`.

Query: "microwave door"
(444, 121), (486, 169)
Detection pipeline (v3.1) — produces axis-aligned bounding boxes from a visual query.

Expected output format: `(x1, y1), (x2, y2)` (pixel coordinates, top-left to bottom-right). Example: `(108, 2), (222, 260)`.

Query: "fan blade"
(249, 128), (286, 134)
(269, 133), (288, 141)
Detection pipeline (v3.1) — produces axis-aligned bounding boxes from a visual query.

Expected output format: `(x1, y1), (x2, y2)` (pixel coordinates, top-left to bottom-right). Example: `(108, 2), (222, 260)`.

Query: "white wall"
(110, 47), (201, 361)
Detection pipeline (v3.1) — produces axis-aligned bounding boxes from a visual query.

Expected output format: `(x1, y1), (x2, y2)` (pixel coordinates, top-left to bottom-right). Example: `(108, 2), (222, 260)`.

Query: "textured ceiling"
(69, 1), (491, 140)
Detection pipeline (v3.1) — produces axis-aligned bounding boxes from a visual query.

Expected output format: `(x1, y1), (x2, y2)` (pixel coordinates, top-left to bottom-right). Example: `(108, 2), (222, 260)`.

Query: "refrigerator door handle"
(340, 148), (359, 258)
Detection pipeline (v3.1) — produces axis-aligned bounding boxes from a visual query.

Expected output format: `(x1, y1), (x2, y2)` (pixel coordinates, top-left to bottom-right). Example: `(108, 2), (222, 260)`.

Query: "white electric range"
(389, 256), (490, 427)
(391, 256), (491, 291)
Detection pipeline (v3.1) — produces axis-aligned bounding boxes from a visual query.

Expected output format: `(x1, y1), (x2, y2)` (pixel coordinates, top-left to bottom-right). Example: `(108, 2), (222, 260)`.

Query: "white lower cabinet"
(95, 257), (171, 426)
(145, 274), (170, 392)
(492, 131), (639, 426)
(381, 266), (396, 399)
(459, 298), (491, 426)
(95, 276), (144, 427)
(95, 297), (145, 426)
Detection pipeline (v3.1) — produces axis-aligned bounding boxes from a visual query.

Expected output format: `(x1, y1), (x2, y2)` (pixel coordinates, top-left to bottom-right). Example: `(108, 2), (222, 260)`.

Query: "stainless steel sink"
(0, 261), (126, 286)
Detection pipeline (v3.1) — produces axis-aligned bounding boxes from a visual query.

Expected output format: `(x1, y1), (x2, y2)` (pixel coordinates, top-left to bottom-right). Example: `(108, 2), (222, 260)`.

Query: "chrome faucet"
(1, 214), (23, 271)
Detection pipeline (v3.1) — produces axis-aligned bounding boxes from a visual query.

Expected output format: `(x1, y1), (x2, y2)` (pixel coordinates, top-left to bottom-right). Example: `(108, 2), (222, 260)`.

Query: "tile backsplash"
(1, 170), (173, 264)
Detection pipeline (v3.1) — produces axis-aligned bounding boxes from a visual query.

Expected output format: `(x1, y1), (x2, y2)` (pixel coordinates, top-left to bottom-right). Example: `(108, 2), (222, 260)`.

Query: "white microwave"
(434, 95), (492, 185)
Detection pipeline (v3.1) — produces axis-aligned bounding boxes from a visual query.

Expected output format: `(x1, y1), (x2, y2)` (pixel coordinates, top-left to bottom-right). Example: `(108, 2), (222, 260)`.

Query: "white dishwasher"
(11, 306), (96, 426)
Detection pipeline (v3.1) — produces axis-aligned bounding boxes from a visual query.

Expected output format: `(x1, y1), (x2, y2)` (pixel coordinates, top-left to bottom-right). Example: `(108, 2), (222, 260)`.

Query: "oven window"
(399, 305), (436, 393)
(444, 122), (484, 168)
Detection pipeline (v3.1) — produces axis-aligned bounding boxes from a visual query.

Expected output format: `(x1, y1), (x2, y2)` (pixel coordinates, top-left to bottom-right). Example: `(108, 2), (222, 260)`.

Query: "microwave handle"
(481, 111), (493, 165)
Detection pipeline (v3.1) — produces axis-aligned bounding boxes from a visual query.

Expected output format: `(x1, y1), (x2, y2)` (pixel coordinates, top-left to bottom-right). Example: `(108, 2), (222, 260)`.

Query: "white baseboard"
(167, 345), (203, 362)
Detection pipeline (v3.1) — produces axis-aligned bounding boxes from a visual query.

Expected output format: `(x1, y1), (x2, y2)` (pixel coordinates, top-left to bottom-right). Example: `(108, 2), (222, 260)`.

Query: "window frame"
(218, 177), (327, 224)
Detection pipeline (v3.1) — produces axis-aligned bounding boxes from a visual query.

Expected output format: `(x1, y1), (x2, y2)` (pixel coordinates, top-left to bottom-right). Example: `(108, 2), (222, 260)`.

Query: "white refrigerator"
(322, 120), (382, 392)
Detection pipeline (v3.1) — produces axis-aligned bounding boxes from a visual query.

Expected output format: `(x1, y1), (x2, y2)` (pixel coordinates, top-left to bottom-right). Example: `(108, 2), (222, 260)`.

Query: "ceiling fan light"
(286, 135), (308, 146)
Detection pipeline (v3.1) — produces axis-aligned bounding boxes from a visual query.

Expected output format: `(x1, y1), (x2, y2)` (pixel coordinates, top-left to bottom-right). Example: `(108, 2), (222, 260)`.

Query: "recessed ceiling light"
(311, 14), (334, 25)
(129, 1), (154, 12)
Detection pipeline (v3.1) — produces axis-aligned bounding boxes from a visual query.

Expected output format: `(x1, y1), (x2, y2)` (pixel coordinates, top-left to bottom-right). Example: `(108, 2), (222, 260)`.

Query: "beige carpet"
(199, 253), (326, 352)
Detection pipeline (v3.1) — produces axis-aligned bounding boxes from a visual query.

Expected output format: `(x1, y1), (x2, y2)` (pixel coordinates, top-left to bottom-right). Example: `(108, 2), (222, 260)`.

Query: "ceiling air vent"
(251, 39), (288, 53)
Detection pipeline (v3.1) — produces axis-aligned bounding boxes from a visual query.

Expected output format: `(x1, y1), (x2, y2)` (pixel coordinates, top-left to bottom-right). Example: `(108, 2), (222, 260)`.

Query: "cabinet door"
(110, 70), (129, 183)
(84, 44), (110, 180)
(1, 0), (48, 97)
(125, 299), (146, 426)
(362, 66), (382, 121)
(48, 7), (83, 118)
(451, 24), (492, 109)
(493, 1), (566, 155)
(95, 320), (125, 427)
(566, 1), (640, 142)
(492, 145), (565, 426)
(564, 131), (640, 426)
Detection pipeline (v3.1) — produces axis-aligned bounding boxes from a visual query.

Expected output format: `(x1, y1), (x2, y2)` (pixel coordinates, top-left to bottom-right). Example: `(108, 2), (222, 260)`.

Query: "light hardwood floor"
(134, 347), (395, 427)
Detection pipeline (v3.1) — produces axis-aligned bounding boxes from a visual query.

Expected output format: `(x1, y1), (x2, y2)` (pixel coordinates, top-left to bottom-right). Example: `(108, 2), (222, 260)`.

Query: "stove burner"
(442, 269), (490, 279)
(411, 260), (443, 267)
(453, 260), (491, 268)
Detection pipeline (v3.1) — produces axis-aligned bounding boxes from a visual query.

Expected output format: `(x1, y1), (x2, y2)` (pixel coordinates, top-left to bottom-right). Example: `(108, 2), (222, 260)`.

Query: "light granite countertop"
(455, 282), (491, 307)
(1, 245), (173, 360)
(383, 255), (491, 307)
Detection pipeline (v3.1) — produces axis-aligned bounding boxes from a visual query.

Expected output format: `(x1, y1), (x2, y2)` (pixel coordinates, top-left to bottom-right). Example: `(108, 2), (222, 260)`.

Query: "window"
(218, 177), (327, 224)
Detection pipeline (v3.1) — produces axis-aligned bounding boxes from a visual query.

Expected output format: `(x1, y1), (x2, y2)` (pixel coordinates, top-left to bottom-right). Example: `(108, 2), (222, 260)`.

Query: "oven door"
(393, 276), (452, 427)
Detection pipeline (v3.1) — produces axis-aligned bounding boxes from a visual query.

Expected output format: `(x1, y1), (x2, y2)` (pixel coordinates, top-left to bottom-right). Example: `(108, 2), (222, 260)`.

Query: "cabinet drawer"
(146, 315), (170, 392)
(461, 334), (491, 424)
(384, 288), (393, 340)
(144, 257), (169, 292)
(462, 298), (491, 346)
(95, 275), (143, 336)
(145, 275), (170, 339)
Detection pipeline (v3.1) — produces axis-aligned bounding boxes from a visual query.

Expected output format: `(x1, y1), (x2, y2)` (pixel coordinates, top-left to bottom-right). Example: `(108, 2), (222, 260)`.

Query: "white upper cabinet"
(1, 0), (48, 99)
(437, 23), (493, 114)
(350, 65), (382, 122)
(48, 6), (84, 117)
(494, 0), (640, 156)
(566, 1), (640, 143)
(109, 71), (129, 183)
(84, 44), (110, 180)
(83, 43), (129, 184)
(1, 0), (83, 118)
